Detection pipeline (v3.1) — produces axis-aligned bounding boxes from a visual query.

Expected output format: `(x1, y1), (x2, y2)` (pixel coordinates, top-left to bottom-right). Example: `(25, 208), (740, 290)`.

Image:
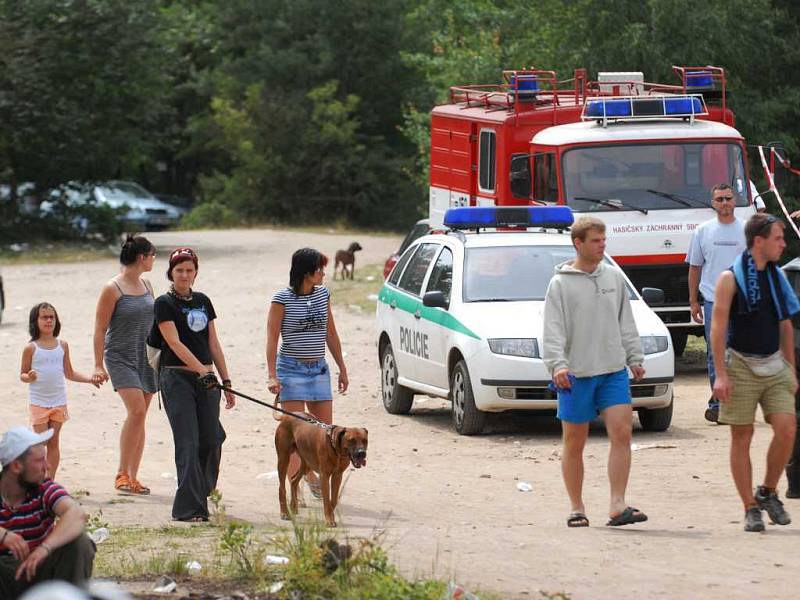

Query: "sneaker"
(744, 507), (765, 532)
(704, 404), (719, 423)
(755, 486), (791, 525)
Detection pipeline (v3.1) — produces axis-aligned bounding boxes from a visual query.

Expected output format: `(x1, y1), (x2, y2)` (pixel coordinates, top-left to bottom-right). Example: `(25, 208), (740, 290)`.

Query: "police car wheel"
(381, 342), (414, 414)
(450, 360), (486, 435)
(637, 394), (673, 432)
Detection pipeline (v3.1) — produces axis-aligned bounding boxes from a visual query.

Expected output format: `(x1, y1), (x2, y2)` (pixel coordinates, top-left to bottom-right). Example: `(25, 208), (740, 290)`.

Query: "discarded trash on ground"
(516, 482), (533, 492)
(88, 527), (109, 544)
(269, 581), (285, 594)
(446, 581), (481, 599)
(266, 554), (290, 565)
(184, 560), (202, 574)
(152, 575), (177, 593)
(256, 470), (279, 480)
(630, 443), (678, 452)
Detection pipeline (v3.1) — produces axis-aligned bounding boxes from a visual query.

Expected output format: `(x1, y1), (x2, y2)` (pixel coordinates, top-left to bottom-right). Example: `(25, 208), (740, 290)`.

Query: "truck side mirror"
(640, 287), (665, 306)
(509, 154), (532, 199)
(422, 290), (448, 309)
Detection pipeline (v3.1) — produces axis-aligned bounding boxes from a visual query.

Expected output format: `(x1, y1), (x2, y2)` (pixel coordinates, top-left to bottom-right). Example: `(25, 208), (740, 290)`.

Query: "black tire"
(450, 360), (486, 435)
(638, 395), (673, 432)
(380, 342), (414, 414)
(670, 330), (688, 357)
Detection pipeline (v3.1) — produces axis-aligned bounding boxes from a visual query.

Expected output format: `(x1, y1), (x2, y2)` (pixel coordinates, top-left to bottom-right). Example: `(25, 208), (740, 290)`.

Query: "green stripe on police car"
(378, 286), (481, 340)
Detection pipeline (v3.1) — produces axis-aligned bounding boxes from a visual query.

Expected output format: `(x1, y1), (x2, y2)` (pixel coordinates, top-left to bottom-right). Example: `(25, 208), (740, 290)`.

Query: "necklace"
(168, 284), (193, 302)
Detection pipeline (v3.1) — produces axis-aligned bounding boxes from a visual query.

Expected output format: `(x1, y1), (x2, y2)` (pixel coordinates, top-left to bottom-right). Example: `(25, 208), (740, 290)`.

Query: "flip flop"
(606, 506), (648, 527)
(567, 512), (589, 527)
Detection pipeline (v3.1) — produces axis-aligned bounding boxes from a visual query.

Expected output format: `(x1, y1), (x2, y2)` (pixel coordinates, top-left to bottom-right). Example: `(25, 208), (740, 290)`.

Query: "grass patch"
(0, 241), (116, 265)
(92, 515), (496, 599)
(327, 263), (384, 313)
(678, 333), (708, 366)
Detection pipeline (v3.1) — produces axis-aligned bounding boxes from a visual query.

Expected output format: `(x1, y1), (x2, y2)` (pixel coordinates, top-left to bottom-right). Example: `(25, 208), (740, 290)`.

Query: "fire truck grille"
(622, 264), (688, 306)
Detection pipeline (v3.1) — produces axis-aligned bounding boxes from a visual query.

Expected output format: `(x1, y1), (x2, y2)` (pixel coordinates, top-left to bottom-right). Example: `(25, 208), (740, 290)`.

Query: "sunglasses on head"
(170, 248), (196, 260)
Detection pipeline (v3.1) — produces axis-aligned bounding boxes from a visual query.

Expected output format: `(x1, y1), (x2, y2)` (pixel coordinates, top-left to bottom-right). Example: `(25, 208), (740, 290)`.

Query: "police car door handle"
(414, 309), (422, 319)
(390, 300), (397, 309)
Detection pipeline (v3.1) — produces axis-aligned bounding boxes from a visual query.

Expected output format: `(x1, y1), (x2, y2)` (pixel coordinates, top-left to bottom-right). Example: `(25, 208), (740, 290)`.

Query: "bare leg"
(730, 424), (756, 508)
(764, 412), (797, 489)
(561, 421), (589, 515)
(117, 388), (150, 480)
(603, 404), (633, 517)
(34, 421), (63, 479)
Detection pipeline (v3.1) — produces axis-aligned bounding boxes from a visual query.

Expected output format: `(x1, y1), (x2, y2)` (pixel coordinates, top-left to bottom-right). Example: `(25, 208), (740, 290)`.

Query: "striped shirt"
(272, 286), (330, 359)
(0, 479), (69, 555)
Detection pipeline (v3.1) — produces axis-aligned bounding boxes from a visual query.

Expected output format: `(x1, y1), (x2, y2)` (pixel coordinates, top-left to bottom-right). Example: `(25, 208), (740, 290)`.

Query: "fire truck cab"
(428, 67), (756, 352)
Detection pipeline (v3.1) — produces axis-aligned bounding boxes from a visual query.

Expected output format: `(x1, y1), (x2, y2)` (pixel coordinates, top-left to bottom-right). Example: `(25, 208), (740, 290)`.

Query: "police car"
(376, 206), (674, 435)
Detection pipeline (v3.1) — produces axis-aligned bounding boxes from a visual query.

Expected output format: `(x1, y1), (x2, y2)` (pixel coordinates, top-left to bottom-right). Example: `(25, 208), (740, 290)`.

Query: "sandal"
(606, 506), (648, 527)
(115, 472), (133, 494)
(567, 512), (590, 527)
(129, 479), (151, 496)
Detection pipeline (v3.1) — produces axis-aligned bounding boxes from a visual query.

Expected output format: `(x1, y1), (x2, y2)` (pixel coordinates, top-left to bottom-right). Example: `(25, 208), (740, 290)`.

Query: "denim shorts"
(556, 368), (631, 424)
(276, 354), (332, 402)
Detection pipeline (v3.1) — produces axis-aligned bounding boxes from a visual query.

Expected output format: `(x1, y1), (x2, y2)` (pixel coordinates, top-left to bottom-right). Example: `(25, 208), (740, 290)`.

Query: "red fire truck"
(428, 66), (757, 353)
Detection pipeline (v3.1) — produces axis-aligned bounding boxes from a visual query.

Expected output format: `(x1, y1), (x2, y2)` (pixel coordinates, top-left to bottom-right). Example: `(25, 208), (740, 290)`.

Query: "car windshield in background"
(463, 245), (635, 302)
(562, 142), (748, 211)
(98, 182), (156, 201)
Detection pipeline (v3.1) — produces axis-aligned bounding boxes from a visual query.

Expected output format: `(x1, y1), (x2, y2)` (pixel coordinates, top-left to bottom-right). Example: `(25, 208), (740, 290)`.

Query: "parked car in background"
(41, 181), (186, 231)
(383, 219), (431, 279)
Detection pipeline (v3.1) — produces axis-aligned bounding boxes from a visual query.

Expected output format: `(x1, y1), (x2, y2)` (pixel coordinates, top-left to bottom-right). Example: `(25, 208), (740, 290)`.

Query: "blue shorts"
(276, 354), (332, 402)
(556, 369), (631, 424)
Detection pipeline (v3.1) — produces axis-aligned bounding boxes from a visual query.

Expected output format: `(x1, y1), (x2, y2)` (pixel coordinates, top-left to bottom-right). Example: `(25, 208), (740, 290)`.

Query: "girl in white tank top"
(19, 303), (104, 478)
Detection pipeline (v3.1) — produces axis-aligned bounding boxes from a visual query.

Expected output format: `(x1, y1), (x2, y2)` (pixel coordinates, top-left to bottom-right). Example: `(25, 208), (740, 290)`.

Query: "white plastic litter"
(446, 581), (481, 599)
(152, 576), (177, 593)
(88, 527), (109, 544)
(266, 554), (290, 565)
(256, 470), (279, 480)
(516, 482), (533, 492)
(367, 293), (379, 301)
(366, 275), (375, 281)
(269, 581), (285, 594)
(184, 560), (202, 574)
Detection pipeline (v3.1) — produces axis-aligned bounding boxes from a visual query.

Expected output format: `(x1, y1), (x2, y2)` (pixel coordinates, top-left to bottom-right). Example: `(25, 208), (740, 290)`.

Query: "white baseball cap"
(0, 427), (54, 467)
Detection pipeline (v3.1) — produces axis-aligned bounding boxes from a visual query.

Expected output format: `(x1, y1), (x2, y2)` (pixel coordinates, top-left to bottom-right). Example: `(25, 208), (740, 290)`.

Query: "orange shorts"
(29, 404), (69, 427)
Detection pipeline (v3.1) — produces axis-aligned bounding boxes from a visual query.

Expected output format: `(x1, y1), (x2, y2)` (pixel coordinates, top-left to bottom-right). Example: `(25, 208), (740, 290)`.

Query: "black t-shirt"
(154, 292), (217, 367)
(729, 270), (781, 356)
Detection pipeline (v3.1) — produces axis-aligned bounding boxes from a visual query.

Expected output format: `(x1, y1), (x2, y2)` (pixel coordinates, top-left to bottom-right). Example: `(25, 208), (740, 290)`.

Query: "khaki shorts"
(29, 404), (69, 427)
(719, 352), (795, 425)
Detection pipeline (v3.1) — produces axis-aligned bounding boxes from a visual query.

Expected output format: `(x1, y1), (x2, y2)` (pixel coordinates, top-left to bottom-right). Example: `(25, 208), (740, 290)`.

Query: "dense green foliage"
(1, 0), (800, 240)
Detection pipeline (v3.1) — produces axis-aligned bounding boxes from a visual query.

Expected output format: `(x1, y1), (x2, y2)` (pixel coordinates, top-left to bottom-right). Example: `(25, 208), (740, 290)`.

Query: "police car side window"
(388, 245), (418, 286)
(425, 247), (453, 303)
(398, 243), (439, 296)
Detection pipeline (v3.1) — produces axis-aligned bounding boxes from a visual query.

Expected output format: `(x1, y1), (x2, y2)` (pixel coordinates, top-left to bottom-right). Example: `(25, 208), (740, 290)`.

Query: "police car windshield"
(562, 142), (748, 211)
(463, 245), (635, 302)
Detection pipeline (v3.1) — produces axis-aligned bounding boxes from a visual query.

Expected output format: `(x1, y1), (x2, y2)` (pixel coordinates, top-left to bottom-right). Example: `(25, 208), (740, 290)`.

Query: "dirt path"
(1, 228), (798, 599)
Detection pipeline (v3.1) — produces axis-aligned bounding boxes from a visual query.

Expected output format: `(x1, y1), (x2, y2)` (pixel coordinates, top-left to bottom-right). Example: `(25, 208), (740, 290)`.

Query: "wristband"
(39, 542), (51, 555)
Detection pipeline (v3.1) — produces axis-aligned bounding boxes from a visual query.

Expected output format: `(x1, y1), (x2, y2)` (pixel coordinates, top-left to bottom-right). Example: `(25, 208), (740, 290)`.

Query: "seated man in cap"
(0, 427), (95, 598)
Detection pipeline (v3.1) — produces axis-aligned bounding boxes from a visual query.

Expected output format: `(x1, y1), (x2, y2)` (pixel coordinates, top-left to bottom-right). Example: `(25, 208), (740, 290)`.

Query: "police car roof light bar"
(443, 206), (574, 231)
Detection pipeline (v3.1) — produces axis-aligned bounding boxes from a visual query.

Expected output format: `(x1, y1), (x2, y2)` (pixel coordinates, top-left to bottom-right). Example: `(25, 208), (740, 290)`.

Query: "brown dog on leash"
(334, 242), (362, 280)
(275, 416), (368, 527)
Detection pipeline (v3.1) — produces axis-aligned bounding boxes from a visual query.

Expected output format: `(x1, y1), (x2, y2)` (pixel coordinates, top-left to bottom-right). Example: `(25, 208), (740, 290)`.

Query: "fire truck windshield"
(561, 142), (748, 212)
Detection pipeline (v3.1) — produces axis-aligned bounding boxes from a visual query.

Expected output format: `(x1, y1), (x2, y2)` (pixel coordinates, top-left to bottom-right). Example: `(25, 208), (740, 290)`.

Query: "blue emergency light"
(686, 71), (714, 88)
(443, 206), (574, 230)
(584, 95), (705, 121)
(509, 74), (540, 92)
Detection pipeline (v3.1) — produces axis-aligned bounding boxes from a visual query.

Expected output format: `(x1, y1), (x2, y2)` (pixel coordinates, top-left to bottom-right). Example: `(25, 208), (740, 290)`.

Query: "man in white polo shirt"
(686, 183), (747, 423)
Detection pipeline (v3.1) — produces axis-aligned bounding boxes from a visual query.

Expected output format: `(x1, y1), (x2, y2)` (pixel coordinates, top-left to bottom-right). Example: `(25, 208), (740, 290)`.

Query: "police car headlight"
(488, 338), (539, 358)
(640, 336), (669, 355)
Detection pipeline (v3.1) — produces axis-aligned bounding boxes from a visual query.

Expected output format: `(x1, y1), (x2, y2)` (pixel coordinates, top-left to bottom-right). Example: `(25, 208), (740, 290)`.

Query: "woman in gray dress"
(93, 235), (158, 495)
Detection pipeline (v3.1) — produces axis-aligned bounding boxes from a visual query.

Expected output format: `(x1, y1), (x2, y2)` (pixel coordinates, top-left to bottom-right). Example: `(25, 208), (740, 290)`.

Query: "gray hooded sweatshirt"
(543, 261), (644, 378)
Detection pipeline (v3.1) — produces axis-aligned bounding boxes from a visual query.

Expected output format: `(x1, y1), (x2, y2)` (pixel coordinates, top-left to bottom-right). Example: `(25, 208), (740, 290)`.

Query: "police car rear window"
(463, 246), (635, 302)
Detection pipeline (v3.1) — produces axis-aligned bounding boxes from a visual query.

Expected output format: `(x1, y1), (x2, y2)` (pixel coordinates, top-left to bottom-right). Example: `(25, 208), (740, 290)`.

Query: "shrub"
(179, 200), (240, 229)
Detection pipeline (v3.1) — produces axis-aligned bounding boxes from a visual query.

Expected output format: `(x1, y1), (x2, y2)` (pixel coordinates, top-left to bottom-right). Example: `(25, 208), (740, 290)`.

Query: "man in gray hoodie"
(543, 216), (647, 528)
